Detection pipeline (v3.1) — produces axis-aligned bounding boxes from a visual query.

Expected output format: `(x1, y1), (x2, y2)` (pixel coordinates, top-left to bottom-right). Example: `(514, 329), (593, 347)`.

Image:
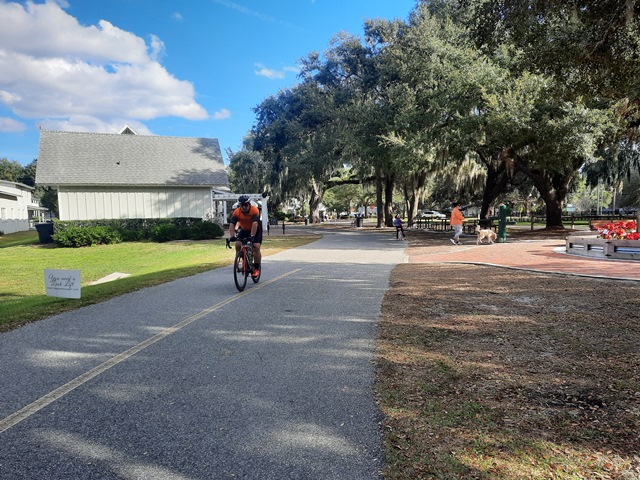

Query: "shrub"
(52, 225), (122, 247)
(191, 221), (224, 240)
(93, 226), (122, 244)
(53, 226), (94, 247)
(119, 229), (145, 242)
(150, 223), (181, 242)
(52, 218), (224, 246)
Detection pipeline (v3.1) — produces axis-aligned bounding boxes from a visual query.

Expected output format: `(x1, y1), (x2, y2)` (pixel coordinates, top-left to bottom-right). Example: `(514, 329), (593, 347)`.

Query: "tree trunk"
(402, 182), (415, 227)
(403, 171), (427, 226)
(376, 166), (383, 228)
(384, 172), (395, 227)
(544, 195), (564, 227)
(308, 177), (323, 223)
(477, 149), (515, 219)
(480, 164), (511, 219)
(512, 151), (581, 229)
(543, 171), (573, 228)
(520, 164), (575, 228)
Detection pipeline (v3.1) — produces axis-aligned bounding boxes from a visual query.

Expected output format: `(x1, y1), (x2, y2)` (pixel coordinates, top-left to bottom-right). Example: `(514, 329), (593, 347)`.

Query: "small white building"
(0, 180), (47, 234)
(35, 127), (230, 221)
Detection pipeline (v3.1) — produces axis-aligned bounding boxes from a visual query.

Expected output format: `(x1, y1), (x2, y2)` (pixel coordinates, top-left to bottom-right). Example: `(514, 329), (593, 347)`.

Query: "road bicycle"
(226, 236), (261, 291)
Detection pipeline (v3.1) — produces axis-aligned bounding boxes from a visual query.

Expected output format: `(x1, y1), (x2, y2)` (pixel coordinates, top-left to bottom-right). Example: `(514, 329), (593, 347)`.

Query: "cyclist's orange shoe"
(251, 267), (260, 278)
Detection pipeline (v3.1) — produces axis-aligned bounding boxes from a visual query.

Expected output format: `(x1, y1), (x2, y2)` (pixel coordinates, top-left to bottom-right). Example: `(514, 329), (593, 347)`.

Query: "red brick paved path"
(409, 237), (640, 282)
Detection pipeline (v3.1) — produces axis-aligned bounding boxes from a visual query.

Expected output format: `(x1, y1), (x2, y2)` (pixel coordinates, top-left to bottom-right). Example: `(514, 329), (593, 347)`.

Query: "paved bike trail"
(0, 231), (407, 479)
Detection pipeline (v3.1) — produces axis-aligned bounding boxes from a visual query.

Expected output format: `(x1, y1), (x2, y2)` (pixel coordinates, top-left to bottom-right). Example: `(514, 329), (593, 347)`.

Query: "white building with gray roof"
(36, 127), (230, 221)
(0, 180), (47, 234)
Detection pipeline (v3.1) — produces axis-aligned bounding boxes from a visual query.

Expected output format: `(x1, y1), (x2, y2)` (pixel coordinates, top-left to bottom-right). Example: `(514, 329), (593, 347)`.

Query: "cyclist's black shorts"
(237, 225), (263, 244)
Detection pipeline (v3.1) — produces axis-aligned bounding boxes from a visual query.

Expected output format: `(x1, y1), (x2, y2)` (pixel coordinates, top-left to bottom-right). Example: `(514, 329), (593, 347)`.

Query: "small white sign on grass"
(44, 269), (81, 299)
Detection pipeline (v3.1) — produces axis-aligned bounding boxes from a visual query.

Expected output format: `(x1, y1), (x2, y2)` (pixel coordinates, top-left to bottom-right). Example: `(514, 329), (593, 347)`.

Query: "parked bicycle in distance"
(226, 236), (261, 291)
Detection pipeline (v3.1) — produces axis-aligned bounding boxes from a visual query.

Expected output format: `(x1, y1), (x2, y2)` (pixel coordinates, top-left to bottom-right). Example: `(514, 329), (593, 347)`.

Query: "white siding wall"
(57, 186), (212, 221)
(0, 183), (32, 234)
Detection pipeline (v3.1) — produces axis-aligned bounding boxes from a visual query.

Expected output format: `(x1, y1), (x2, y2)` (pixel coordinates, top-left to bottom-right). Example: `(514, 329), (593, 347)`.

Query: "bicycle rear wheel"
(233, 250), (248, 291)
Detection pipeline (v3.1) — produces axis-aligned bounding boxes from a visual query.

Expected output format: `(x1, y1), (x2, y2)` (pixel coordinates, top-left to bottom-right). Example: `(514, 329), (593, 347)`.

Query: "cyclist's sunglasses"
(240, 202), (250, 207)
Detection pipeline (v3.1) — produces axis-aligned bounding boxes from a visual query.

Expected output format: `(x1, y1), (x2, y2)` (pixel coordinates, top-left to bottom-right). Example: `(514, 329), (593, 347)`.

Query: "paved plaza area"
(284, 222), (640, 281)
(408, 233), (640, 281)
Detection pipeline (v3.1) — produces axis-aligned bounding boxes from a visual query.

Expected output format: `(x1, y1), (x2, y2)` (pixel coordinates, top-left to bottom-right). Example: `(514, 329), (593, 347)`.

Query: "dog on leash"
(476, 224), (497, 244)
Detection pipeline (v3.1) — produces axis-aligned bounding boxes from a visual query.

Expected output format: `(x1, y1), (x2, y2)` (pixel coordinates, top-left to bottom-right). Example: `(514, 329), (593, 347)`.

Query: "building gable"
(36, 130), (228, 188)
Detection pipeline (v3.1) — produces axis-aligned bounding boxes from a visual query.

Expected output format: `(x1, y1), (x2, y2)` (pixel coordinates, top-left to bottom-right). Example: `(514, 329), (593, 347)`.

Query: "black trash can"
(35, 222), (54, 243)
(356, 216), (363, 227)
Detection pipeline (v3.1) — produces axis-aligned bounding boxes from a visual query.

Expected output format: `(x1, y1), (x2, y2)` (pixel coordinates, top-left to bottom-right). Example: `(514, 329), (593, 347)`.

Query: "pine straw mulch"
(376, 228), (640, 479)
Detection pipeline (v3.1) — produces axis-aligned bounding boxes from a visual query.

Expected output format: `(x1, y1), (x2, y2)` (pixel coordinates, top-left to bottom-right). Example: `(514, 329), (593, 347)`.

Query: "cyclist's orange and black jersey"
(231, 205), (263, 243)
(231, 205), (260, 231)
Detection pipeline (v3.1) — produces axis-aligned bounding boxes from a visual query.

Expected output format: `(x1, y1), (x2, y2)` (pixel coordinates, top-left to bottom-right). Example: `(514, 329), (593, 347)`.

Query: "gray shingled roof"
(36, 130), (229, 187)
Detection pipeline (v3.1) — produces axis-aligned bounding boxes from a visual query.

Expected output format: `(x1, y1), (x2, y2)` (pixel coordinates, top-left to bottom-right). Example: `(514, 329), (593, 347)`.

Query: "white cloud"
(0, 1), (207, 133)
(0, 90), (22, 106)
(0, 117), (26, 132)
(210, 0), (277, 23)
(210, 0), (294, 28)
(149, 34), (165, 61)
(172, 12), (183, 21)
(254, 62), (299, 80)
(0, 2), (149, 64)
(254, 63), (285, 80)
(213, 108), (231, 120)
(41, 116), (153, 135)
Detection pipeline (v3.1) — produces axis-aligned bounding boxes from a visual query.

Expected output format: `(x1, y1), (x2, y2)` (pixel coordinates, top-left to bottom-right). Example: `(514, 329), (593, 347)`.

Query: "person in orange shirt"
(449, 202), (464, 245)
(229, 195), (263, 277)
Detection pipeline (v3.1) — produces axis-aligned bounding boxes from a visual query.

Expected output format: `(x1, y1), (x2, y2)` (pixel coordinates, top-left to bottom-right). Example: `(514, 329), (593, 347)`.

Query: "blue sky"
(0, 0), (416, 167)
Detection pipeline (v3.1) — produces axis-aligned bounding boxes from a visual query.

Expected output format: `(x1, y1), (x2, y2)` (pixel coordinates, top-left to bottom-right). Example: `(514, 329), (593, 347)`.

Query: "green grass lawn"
(0, 230), (40, 248)
(0, 232), (317, 331)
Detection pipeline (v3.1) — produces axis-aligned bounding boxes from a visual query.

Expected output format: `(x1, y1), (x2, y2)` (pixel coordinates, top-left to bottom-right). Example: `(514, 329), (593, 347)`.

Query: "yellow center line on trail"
(0, 268), (301, 435)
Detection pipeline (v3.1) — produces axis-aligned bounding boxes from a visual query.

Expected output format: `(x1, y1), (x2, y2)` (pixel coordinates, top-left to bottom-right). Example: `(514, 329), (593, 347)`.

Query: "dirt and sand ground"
(376, 228), (640, 479)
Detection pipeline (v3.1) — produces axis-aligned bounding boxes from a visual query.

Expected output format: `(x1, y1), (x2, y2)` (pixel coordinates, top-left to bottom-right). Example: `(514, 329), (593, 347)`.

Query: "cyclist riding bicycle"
(229, 195), (262, 278)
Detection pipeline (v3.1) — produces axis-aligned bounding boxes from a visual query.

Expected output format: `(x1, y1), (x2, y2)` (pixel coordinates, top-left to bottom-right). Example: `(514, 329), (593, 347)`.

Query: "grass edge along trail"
(0, 233), (318, 332)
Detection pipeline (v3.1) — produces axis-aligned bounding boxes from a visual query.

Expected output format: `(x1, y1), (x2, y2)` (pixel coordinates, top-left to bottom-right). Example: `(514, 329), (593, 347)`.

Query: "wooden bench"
(414, 218), (499, 234)
(464, 222), (477, 234)
(466, 221), (498, 234)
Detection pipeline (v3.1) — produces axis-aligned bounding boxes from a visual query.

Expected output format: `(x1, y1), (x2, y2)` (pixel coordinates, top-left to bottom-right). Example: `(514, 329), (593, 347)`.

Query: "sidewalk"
(408, 234), (640, 282)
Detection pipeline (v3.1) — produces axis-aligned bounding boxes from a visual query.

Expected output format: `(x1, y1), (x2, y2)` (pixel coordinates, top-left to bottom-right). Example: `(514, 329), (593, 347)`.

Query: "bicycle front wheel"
(251, 264), (261, 283)
(233, 250), (248, 291)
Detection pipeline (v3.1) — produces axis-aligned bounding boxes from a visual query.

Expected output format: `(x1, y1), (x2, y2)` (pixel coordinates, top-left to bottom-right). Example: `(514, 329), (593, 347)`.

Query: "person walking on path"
(393, 214), (406, 240)
(449, 202), (465, 245)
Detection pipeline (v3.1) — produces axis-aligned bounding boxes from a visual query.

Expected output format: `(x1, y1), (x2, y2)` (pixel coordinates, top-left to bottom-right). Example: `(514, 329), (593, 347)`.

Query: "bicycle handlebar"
(226, 236), (252, 249)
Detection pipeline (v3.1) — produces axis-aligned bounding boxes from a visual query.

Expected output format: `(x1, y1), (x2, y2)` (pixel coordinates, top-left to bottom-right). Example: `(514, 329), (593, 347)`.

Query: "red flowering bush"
(597, 220), (638, 240)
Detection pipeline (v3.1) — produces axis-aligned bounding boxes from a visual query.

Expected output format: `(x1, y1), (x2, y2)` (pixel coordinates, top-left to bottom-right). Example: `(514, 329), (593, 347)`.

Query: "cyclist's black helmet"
(238, 194), (251, 205)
